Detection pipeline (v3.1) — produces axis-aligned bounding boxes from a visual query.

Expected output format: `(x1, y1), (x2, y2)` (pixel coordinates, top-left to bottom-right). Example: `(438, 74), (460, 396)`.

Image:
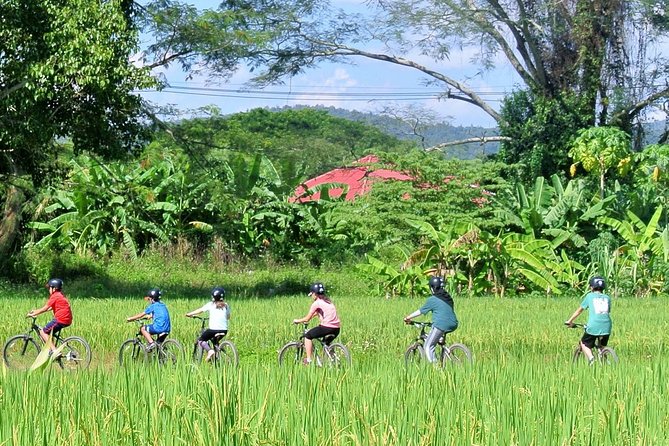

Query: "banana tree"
(598, 205), (668, 295)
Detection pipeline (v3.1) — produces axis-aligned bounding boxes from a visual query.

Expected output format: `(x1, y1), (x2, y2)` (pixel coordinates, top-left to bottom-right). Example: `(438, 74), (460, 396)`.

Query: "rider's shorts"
(581, 332), (609, 349)
(305, 325), (340, 343)
(43, 319), (70, 335)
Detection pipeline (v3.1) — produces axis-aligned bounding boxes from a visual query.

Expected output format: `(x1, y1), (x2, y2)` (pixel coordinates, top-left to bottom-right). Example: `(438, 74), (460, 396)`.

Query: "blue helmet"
(146, 288), (162, 301)
(428, 276), (444, 293)
(589, 276), (606, 290)
(309, 282), (326, 295)
(47, 278), (63, 290)
(211, 286), (226, 301)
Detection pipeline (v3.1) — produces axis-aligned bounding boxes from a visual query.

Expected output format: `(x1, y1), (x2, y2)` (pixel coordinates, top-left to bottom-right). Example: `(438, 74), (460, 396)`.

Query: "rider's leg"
(424, 326), (445, 363)
(304, 338), (314, 362)
(41, 320), (66, 352)
(580, 333), (597, 363)
(140, 325), (155, 345)
(38, 328), (56, 351)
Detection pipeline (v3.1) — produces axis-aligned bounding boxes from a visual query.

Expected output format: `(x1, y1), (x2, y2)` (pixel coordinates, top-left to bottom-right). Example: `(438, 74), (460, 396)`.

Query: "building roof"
(290, 155), (413, 203)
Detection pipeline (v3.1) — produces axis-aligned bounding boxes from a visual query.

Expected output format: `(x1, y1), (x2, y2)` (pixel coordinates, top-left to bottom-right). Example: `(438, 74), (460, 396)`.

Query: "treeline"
(6, 107), (669, 299)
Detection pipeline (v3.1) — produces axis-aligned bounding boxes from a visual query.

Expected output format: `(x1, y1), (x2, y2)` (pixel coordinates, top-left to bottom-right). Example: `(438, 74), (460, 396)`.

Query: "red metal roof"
(290, 155), (413, 202)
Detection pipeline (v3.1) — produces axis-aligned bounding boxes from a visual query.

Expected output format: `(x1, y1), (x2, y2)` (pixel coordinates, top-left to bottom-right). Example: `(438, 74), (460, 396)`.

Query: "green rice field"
(1, 289), (668, 445)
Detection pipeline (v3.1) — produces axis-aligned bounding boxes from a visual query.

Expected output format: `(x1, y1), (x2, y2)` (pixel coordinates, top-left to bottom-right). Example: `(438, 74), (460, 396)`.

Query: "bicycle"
(3, 316), (92, 371)
(118, 320), (184, 366)
(404, 321), (472, 367)
(566, 323), (618, 365)
(278, 323), (351, 367)
(190, 316), (238, 366)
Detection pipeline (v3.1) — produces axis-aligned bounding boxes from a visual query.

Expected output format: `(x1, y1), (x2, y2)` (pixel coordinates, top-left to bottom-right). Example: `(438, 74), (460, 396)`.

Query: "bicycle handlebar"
(565, 322), (585, 328)
(406, 321), (432, 328)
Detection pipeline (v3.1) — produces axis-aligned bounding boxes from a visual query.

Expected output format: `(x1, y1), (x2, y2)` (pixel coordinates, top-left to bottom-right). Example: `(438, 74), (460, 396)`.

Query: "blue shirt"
(580, 291), (612, 335)
(419, 295), (458, 332)
(145, 302), (171, 333)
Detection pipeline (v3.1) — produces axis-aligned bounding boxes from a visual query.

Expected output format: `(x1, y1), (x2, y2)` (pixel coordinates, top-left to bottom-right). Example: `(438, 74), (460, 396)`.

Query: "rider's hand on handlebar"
(403, 317), (412, 324)
(564, 321), (574, 327)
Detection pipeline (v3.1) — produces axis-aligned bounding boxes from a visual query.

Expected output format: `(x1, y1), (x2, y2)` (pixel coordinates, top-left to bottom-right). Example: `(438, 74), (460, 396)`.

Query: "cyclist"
(404, 276), (459, 363)
(292, 282), (341, 365)
(565, 276), (612, 365)
(186, 286), (231, 361)
(27, 278), (73, 354)
(126, 288), (172, 351)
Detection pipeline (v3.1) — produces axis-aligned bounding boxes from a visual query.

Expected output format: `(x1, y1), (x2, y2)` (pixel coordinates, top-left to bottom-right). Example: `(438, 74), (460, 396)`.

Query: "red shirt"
(47, 291), (73, 325)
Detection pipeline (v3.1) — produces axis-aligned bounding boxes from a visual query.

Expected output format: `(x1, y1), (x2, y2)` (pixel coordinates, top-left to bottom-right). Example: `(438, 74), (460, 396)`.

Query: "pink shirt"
(309, 298), (340, 328)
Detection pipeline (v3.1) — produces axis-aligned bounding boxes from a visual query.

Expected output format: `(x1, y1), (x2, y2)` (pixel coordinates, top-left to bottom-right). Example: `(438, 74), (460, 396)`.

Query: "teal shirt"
(419, 295), (458, 332)
(580, 291), (612, 335)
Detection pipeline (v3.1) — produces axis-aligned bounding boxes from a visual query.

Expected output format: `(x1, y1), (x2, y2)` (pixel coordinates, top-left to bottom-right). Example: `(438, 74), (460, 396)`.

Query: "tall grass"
(0, 279), (668, 445)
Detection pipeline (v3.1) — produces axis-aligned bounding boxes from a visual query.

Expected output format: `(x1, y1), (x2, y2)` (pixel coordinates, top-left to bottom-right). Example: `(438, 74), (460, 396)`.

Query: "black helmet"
(211, 286), (226, 301)
(47, 278), (63, 290)
(589, 276), (606, 290)
(428, 276), (444, 293)
(146, 288), (162, 300)
(309, 282), (326, 295)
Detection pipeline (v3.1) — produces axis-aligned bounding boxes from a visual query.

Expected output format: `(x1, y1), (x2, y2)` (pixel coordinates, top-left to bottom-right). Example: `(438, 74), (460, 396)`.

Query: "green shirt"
(580, 291), (612, 335)
(419, 295), (458, 332)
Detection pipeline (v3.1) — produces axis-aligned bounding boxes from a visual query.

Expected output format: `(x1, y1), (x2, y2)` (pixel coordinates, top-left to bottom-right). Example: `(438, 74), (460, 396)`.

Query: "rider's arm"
(127, 312), (148, 322)
(185, 309), (203, 317)
(565, 307), (583, 325)
(28, 303), (51, 318)
(403, 310), (422, 323)
(293, 308), (316, 324)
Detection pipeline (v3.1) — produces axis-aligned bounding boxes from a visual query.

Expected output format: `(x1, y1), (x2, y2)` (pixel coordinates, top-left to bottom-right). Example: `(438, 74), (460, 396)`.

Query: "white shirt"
(196, 301), (230, 330)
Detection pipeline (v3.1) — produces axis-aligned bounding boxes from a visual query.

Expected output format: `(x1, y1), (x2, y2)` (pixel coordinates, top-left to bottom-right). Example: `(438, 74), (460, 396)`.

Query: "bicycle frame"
(404, 320), (472, 366)
(566, 322), (618, 364)
(24, 317), (67, 346)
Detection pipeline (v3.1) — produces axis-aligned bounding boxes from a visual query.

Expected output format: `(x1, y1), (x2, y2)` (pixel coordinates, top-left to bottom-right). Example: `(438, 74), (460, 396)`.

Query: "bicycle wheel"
(215, 341), (239, 367)
(56, 336), (92, 371)
(443, 343), (472, 366)
(599, 347), (618, 365)
(404, 343), (425, 366)
(158, 339), (184, 366)
(324, 343), (351, 368)
(571, 345), (585, 364)
(3, 335), (40, 371)
(278, 342), (304, 366)
(118, 339), (147, 366)
(192, 342), (204, 363)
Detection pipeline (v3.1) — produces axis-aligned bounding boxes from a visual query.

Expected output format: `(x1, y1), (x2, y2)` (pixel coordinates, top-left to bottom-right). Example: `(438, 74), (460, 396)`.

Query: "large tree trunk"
(0, 156), (25, 257)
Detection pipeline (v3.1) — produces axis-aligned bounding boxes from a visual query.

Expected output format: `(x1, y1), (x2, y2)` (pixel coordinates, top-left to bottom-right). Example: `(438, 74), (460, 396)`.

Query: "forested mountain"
(268, 105), (500, 159)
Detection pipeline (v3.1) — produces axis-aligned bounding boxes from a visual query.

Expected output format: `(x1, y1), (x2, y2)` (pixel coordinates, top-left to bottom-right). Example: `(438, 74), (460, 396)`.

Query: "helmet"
(146, 288), (162, 300)
(309, 282), (326, 295)
(589, 276), (606, 290)
(211, 286), (226, 301)
(47, 278), (63, 290)
(428, 276), (444, 292)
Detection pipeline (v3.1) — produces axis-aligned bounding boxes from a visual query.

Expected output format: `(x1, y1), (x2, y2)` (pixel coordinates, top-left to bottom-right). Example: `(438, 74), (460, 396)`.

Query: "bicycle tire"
(57, 336), (92, 371)
(118, 339), (147, 366)
(404, 342), (425, 366)
(442, 343), (472, 366)
(599, 347), (619, 365)
(278, 342), (304, 365)
(192, 342), (205, 363)
(572, 345), (585, 364)
(215, 341), (239, 367)
(158, 339), (184, 366)
(3, 335), (40, 371)
(324, 343), (351, 367)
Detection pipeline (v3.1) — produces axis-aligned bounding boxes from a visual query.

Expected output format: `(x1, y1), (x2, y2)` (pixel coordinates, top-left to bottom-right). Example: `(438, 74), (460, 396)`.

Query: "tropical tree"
(0, 0), (154, 258)
(568, 126), (633, 197)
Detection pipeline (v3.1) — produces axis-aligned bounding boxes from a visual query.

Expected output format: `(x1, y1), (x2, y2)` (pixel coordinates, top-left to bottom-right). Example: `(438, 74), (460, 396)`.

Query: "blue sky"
(139, 1), (522, 127)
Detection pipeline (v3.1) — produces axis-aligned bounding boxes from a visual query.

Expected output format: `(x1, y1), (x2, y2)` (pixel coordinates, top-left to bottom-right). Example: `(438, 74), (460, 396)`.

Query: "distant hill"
(264, 105), (669, 158)
(268, 105), (500, 159)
